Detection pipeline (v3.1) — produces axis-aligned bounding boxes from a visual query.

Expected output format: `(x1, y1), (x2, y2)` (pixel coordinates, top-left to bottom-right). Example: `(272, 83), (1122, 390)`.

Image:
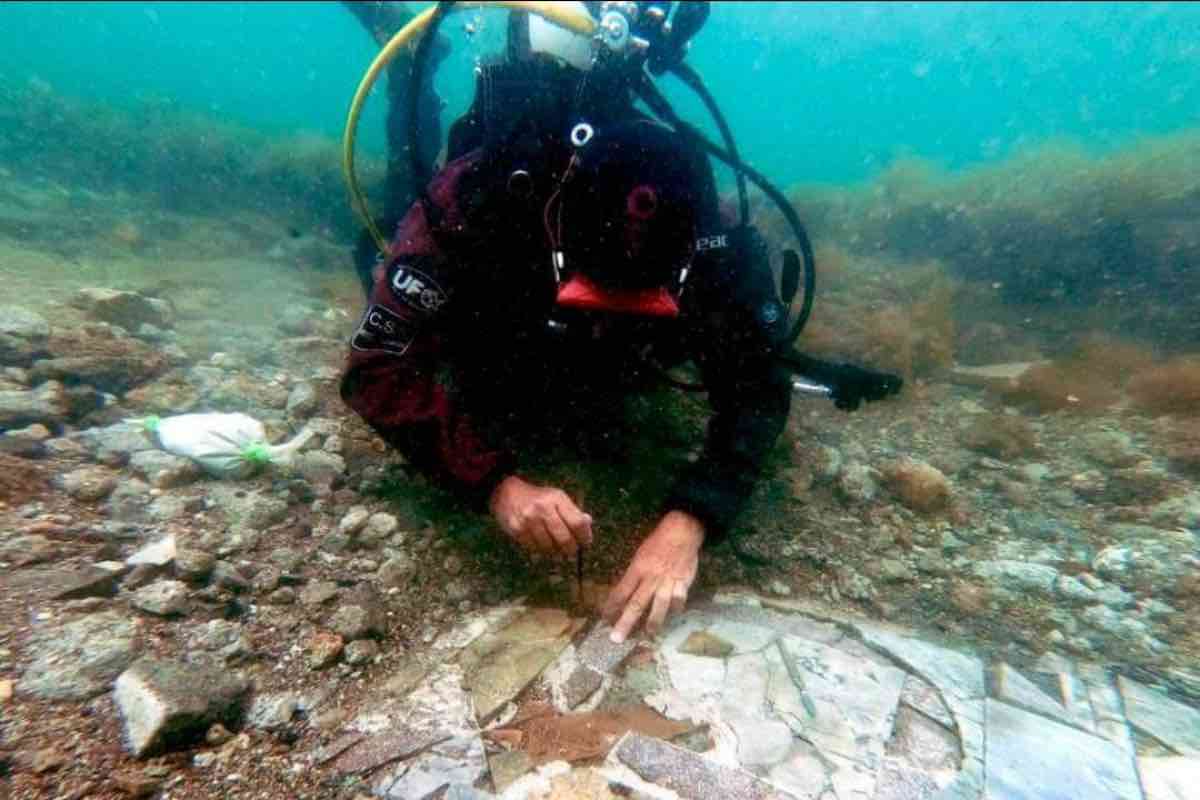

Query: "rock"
(207, 486), (288, 529)
(187, 620), (252, 665)
(46, 565), (120, 601)
(129, 450), (201, 489)
(205, 723), (233, 746)
(106, 479), (153, 522)
(1091, 526), (1196, 590)
(366, 512), (400, 539)
(73, 288), (173, 330)
(1118, 676), (1200, 756)
(345, 639), (380, 666)
(17, 611), (137, 700)
(329, 589), (385, 641)
(112, 769), (163, 797)
(55, 465), (119, 501)
(33, 326), (167, 394)
(300, 580), (340, 607)
(0, 305), (50, 364)
(879, 558), (916, 583)
(972, 560), (1059, 598)
(678, 630), (734, 659)
(836, 462), (879, 505)
(31, 747), (68, 774)
(113, 657), (250, 757)
(305, 631), (344, 670)
(127, 535), (177, 568)
(1083, 429), (1142, 468)
(0, 380), (71, 430)
(252, 565), (282, 593)
(286, 382), (319, 418)
(247, 692), (299, 732)
(174, 548), (216, 582)
(0, 422), (51, 457)
(339, 506), (371, 536)
(376, 555), (416, 588)
(131, 580), (190, 616)
(883, 458), (953, 514)
(268, 547), (305, 572)
(985, 698), (1142, 800)
(211, 561), (250, 593)
(266, 587), (296, 605)
(294, 450), (345, 491)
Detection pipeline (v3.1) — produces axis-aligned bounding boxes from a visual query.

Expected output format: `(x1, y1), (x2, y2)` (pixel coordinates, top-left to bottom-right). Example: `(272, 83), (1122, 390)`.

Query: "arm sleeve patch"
(350, 304), (418, 356)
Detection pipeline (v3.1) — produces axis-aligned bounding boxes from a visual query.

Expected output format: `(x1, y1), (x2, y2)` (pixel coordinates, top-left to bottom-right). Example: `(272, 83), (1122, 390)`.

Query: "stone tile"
(1118, 676), (1200, 756)
(765, 740), (832, 799)
(855, 624), (984, 704)
(727, 715), (795, 768)
(610, 732), (799, 800)
(661, 616), (729, 702)
(767, 635), (906, 767)
(575, 622), (638, 674)
(1138, 755), (1200, 800)
(990, 663), (1076, 729)
(434, 605), (524, 652)
(901, 674), (955, 730)
(875, 757), (941, 800)
(935, 756), (983, 800)
(488, 749), (532, 794)
(721, 653), (772, 718)
(694, 599), (843, 645)
(1058, 671), (1098, 732)
(984, 698), (1142, 800)
(459, 608), (583, 722)
(824, 750), (879, 800)
(886, 706), (961, 777)
(1080, 664), (1124, 720)
(562, 665), (603, 710)
(331, 665), (487, 800)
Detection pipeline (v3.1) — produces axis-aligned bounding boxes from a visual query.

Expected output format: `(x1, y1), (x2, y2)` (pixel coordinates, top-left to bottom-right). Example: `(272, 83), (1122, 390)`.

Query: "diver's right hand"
(489, 476), (593, 560)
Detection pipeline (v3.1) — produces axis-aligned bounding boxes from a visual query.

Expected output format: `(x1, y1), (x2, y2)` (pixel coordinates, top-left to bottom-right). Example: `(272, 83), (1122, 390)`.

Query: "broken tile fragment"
(1118, 675), (1200, 756)
(885, 706), (961, 777)
(562, 664), (603, 709)
(576, 622), (638, 674)
(856, 624), (985, 703)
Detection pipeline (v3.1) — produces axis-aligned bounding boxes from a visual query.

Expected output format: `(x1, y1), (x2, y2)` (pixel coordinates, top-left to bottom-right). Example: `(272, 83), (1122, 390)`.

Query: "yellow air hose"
(343, 1), (599, 254)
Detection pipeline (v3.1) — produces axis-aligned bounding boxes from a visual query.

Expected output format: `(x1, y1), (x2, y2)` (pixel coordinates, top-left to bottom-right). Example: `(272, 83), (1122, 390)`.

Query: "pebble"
(299, 580), (339, 606)
(206, 723), (233, 746)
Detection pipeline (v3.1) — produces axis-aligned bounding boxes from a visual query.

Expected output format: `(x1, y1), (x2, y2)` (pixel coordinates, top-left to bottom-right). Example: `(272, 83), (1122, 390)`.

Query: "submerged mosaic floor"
(308, 592), (1199, 799)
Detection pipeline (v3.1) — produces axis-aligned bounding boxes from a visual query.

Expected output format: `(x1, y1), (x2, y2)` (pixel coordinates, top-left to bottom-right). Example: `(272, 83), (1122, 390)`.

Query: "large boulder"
(32, 324), (168, 394)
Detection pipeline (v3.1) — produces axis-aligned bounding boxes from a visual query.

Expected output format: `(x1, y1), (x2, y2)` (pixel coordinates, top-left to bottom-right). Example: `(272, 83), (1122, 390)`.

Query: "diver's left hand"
(603, 511), (703, 643)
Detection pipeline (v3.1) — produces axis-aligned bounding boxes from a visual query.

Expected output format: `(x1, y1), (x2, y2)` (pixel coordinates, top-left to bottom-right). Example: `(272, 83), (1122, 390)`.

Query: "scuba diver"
(339, 1), (902, 642)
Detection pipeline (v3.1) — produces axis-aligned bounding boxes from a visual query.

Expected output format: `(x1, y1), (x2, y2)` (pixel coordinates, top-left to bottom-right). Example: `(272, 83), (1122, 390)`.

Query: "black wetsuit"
(340, 110), (793, 542)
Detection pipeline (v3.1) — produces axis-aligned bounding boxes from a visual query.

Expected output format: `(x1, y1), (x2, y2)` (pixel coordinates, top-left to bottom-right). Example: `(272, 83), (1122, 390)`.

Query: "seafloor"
(0, 86), (1198, 799)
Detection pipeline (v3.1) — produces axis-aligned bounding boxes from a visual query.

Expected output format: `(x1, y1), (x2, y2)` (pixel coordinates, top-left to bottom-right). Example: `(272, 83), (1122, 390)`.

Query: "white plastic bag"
(138, 412), (313, 479)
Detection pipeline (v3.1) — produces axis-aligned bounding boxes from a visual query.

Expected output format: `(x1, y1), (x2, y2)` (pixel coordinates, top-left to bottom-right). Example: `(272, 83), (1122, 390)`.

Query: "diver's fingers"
(669, 580), (688, 616)
(603, 563), (642, 625)
(556, 505), (593, 549)
(612, 577), (657, 644)
(543, 511), (577, 561)
(645, 579), (674, 638)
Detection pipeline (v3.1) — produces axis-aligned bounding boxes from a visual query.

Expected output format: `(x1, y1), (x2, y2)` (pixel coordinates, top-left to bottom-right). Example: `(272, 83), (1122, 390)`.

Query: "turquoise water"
(2, 1), (1198, 186)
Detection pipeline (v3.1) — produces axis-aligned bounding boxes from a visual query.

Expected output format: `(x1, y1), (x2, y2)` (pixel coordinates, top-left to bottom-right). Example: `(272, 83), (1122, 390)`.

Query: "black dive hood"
(404, 1), (902, 412)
